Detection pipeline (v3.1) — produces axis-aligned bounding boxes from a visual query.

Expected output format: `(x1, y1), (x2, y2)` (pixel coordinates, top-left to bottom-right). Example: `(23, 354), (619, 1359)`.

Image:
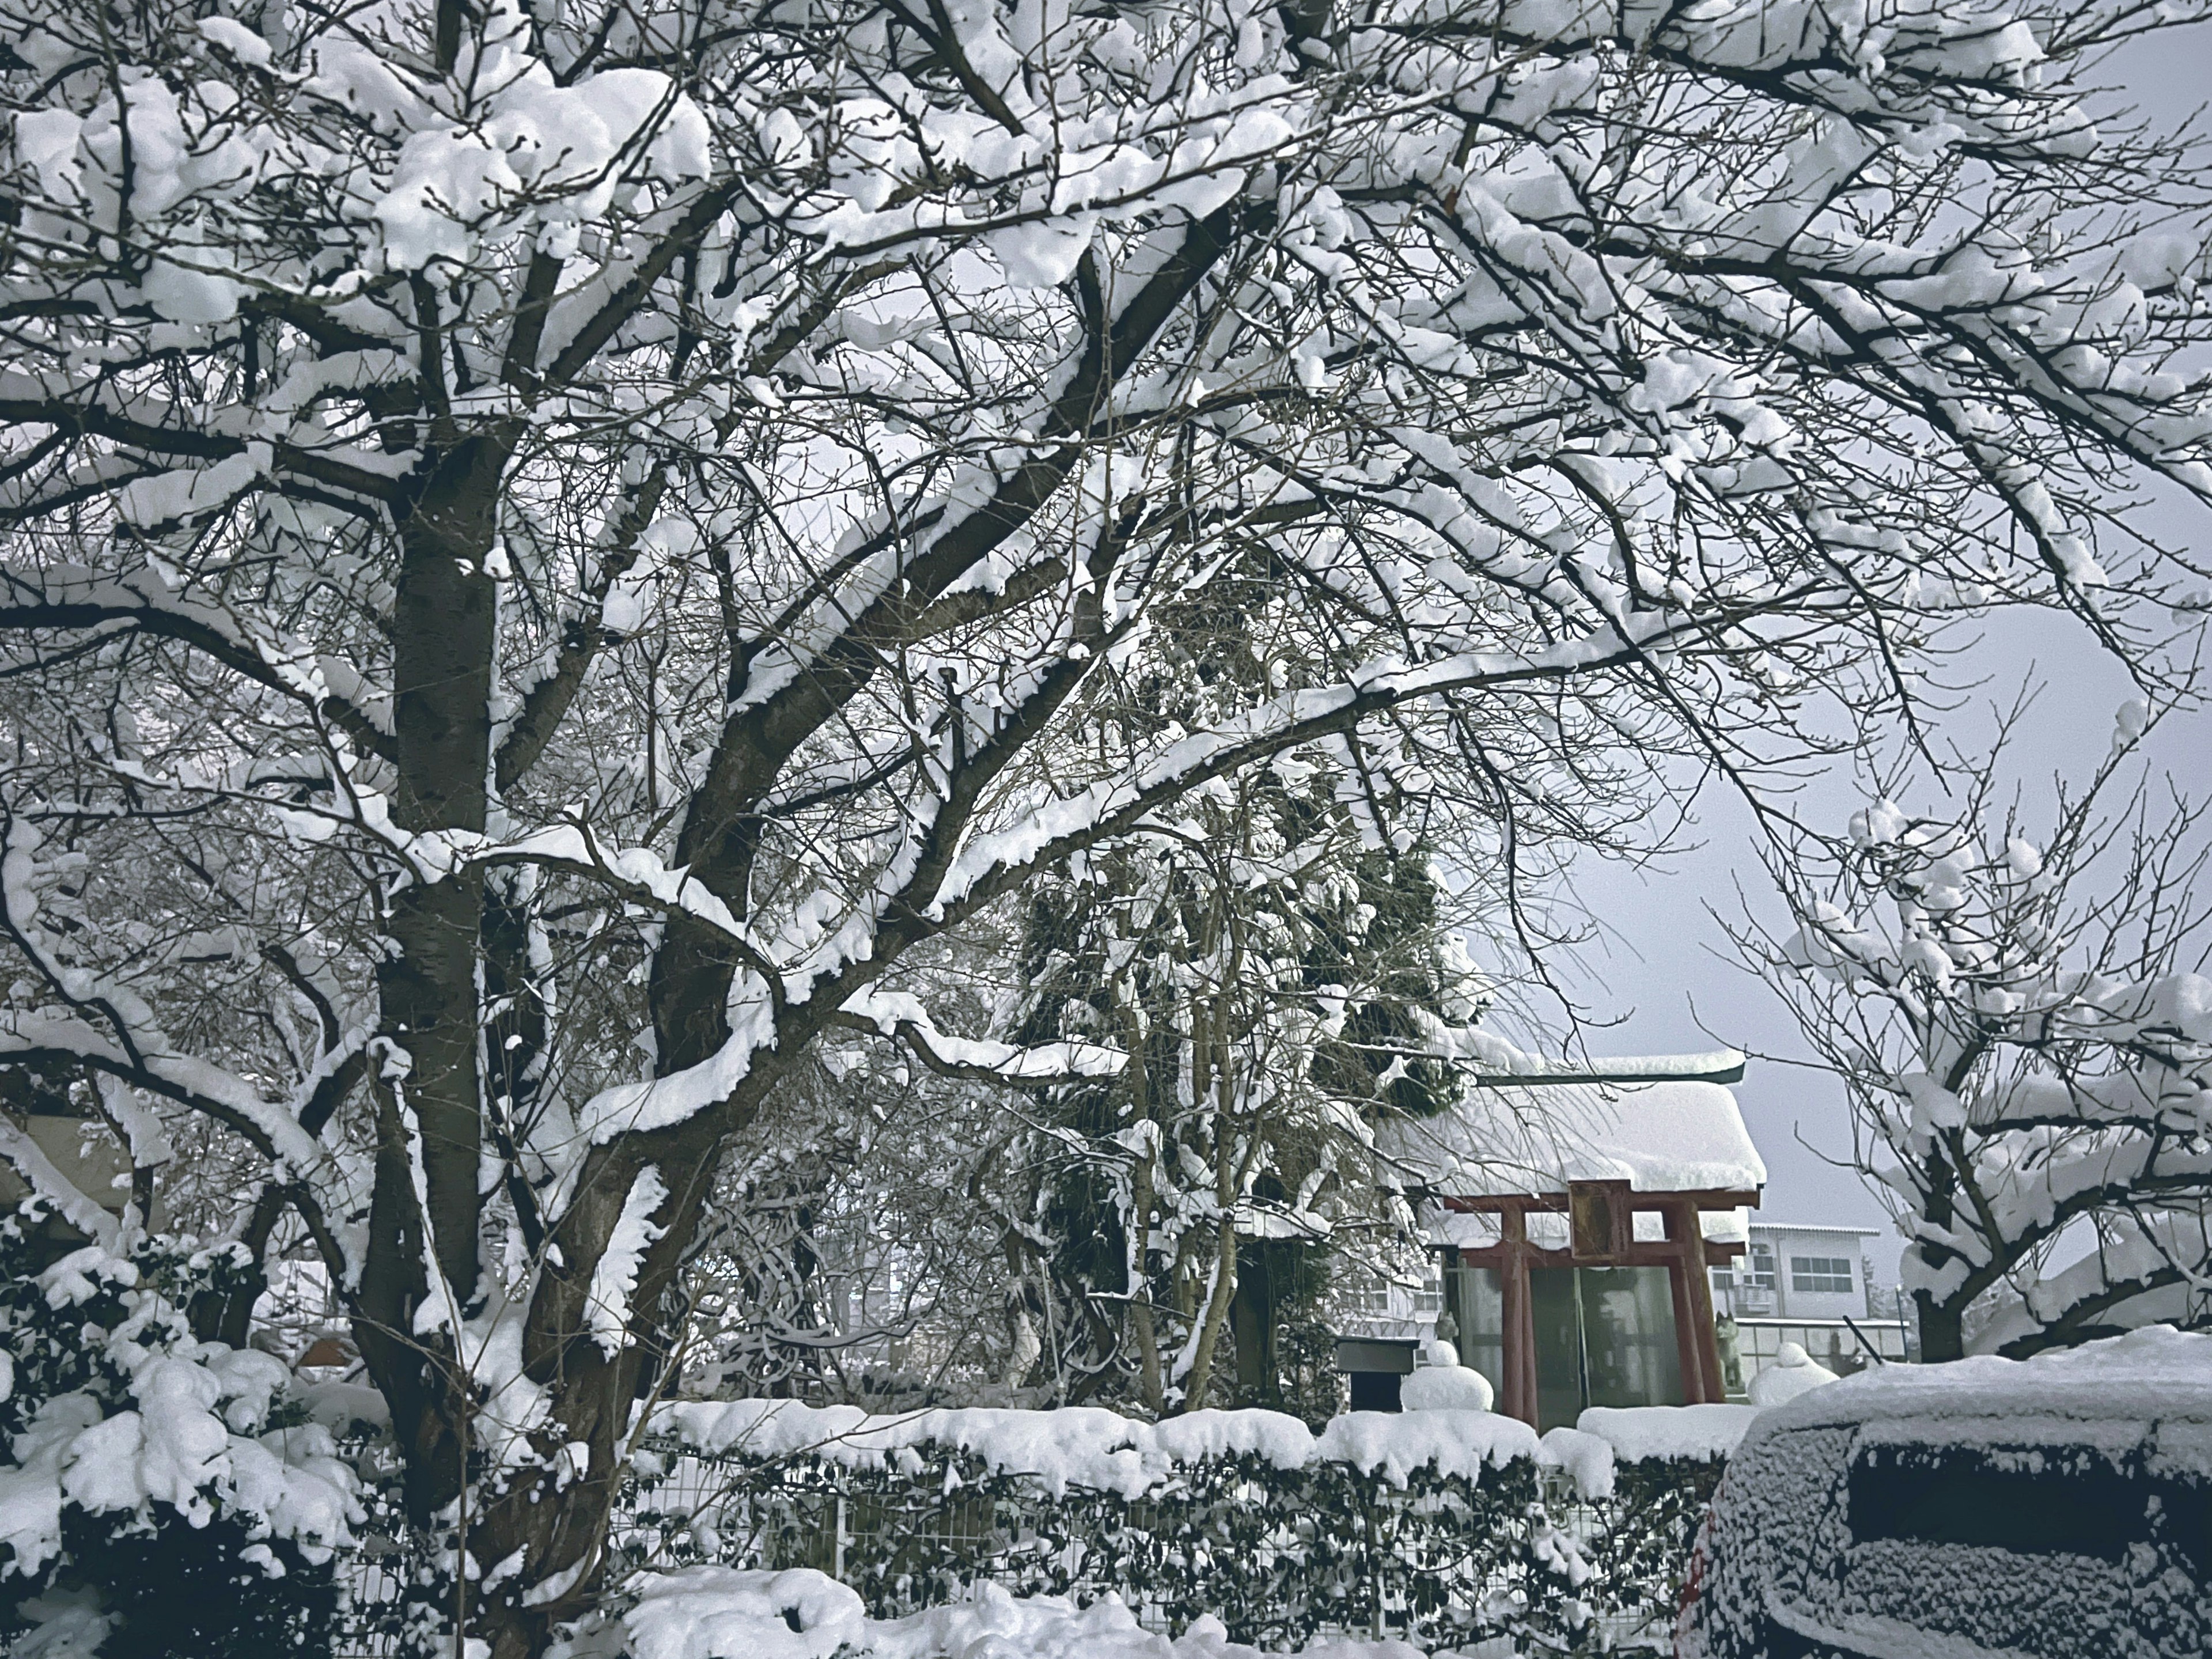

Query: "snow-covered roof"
(1749, 1221), (1883, 1237)
(1381, 1078), (1767, 1199)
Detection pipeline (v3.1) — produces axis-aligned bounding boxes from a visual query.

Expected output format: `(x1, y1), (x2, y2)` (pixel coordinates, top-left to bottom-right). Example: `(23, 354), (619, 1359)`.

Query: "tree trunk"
(351, 435), (509, 1527)
(1915, 1291), (1965, 1363)
(1123, 997), (1165, 1415)
(1181, 1213), (1238, 1411)
(1910, 1141), (1968, 1363)
(462, 971), (821, 1656)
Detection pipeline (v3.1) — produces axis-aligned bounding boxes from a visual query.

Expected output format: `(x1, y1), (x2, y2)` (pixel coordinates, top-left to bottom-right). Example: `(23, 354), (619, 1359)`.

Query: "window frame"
(1744, 1241), (1777, 1290)
(1790, 1254), (1855, 1293)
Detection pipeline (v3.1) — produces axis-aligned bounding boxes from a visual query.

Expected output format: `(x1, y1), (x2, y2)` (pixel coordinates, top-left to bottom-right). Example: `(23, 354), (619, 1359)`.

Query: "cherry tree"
(2, 0), (2211, 1647)
(1741, 722), (2212, 1362)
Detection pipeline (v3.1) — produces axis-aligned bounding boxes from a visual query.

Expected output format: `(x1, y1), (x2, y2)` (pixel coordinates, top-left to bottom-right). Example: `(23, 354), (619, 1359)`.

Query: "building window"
(1745, 1243), (1777, 1290)
(1791, 1255), (1854, 1293)
(1344, 1274), (1391, 1316)
(1414, 1272), (1444, 1314)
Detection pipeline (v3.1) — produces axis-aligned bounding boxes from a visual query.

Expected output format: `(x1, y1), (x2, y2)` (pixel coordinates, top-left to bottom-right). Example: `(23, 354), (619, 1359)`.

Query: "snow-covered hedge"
(0, 1206), (361, 1658)
(602, 1399), (1753, 1650)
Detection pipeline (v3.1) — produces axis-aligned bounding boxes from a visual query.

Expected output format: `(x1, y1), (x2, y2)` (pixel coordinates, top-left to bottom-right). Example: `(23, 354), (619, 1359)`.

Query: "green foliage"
(50, 1508), (342, 1659)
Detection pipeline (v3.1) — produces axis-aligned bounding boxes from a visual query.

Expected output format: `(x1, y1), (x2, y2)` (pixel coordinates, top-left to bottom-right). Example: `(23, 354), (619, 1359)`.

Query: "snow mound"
(618, 1566), (865, 1659)
(1747, 1342), (1838, 1408)
(577, 1573), (1427, 1659)
(1400, 1365), (1494, 1414)
(871, 1582), (1418, 1657)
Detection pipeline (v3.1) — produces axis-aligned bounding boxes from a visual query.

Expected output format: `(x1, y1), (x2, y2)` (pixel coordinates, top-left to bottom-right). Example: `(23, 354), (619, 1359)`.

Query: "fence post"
(1367, 1483), (1383, 1641)
(834, 1490), (848, 1584)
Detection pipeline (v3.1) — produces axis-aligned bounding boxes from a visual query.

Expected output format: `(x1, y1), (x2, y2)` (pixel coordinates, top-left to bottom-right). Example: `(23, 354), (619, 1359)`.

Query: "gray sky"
(1540, 27), (2212, 1290)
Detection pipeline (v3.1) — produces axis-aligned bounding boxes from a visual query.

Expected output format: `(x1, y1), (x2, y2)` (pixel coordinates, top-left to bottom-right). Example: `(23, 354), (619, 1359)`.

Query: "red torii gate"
(1437, 1180), (1756, 1422)
(1389, 1052), (1762, 1429)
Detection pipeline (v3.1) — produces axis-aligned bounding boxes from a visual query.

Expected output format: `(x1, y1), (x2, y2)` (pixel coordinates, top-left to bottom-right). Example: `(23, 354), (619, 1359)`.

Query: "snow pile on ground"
(653, 1400), (1546, 1497)
(562, 1570), (1431, 1659)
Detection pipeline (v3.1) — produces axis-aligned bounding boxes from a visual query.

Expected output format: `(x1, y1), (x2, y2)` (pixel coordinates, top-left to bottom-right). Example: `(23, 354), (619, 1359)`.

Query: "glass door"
(1449, 1264), (1507, 1403)
(1451, 1260), (1691, 1429)
(1531, 1267), (1584, 1431)
(1578, 1267), (1685, 1411)
(1526, 1264), (1688, 1430)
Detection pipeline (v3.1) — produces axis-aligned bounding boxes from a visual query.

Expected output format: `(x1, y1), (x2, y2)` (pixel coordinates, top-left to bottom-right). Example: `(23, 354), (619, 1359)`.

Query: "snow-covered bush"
(0, 1204), (359, 1657)
(583, 1400), (1736, 1651)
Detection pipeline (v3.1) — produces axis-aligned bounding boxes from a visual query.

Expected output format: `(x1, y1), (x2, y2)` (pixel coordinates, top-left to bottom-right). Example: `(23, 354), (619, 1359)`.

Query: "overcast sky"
(1529, 26), (2212, 1290)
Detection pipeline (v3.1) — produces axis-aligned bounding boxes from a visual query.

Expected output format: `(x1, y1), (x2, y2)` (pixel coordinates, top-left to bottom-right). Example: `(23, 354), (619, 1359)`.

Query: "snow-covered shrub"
(0, 1204), (359, 1657)
(600, 1401), (1732, 1652)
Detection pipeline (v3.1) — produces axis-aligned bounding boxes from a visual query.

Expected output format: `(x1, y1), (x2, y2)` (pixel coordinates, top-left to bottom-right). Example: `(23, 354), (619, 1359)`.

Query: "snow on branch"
(832, 988), (1123, 1085)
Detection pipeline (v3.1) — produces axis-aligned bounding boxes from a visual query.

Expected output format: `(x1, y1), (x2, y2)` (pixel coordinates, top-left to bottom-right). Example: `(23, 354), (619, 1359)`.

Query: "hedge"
(594, 1401), (1745, 1653)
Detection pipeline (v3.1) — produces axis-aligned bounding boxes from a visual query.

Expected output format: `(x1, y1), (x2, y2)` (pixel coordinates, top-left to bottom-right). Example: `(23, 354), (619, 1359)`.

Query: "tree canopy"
(1, 0), (2209, 1647)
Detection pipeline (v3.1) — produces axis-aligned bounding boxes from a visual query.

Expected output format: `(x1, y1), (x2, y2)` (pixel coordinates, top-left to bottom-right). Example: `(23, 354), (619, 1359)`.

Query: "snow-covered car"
(1675, 1327), (2212, 1659)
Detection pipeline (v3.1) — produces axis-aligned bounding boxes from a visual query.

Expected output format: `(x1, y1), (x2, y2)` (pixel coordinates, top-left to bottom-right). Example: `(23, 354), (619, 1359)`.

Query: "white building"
(1710, 1221), (1911, 1381)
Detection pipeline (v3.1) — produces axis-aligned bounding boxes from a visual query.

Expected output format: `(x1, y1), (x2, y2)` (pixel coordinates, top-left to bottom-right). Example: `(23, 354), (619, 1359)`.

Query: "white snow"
(566, 1571), (1425, 1659)
(611, 1566), (866, 1659)
(1535, 1427), (1615, 1499)
(586, 1166), (669, 1358)
(1745, 1342), (1839, 1408)
(195, 17), (272, 69)
(1575, 1404), (1760, 1463)
(649, 1393), (1793, 1504)
(1314, 1410), (1535, 1487)
(653, 1399), (1546, 1498)
(1752, 1325), (2212, 1441)
(0, 1248), (359, 1586)
(1399, 1365), (1494, 1414)
(1381, 1079), (1766, 1196)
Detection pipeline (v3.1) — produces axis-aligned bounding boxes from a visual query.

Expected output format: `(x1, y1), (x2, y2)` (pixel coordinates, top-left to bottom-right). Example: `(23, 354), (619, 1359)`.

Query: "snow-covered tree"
(676, 1037), (1027, 1406)
(1015, 789), (1478, 1413)
(1741, 721), (2212, 1362)
(2, 0), (2211, 1646)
